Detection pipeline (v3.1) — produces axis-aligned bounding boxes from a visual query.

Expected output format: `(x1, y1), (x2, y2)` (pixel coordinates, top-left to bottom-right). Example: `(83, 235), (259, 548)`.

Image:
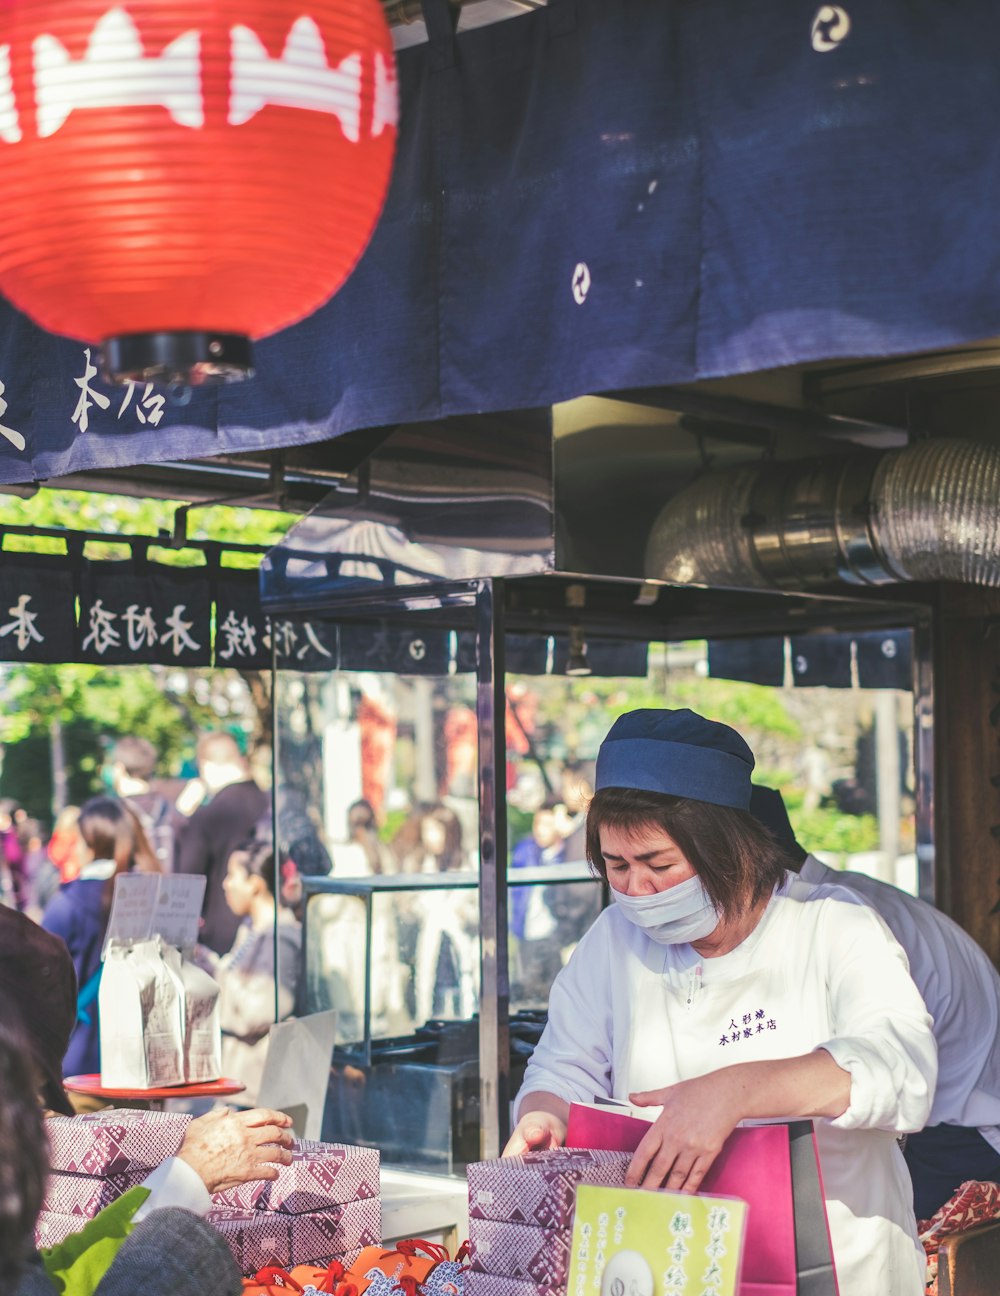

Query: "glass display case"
(298, 864), (600, 1171)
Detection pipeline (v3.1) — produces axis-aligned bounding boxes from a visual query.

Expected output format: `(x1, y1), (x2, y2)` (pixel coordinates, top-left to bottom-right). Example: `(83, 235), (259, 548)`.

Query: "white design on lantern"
(0, 594), (44, 652)
(71, 349), (111, 434)
(161, 603), (200, 655)
(33, 7), (202, 140)
(229, 16), (362, 141)
(0, 381), (26, 452)
(372, 50), (398, 139)
(0, 46), (21, 143)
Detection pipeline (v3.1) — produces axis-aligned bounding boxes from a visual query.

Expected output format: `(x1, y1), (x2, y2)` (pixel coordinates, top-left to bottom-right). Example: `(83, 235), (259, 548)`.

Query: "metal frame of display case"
(263, 413), (936, 1161)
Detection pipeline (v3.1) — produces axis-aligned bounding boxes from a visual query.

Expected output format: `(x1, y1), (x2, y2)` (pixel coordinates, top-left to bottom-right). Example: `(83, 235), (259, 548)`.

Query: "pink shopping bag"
(565, 1105), (838, 1296)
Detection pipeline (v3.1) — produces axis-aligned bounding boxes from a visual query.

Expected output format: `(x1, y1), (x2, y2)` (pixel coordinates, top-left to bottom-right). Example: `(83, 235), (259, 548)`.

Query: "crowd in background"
(0, 731), (299, 1109)
(0, 725), (603, 1104)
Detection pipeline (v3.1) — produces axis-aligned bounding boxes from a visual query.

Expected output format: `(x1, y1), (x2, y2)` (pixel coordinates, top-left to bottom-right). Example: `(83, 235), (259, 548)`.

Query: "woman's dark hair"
(585, 788), (792, 920)
(78, 795), (161, 915)
(233, 839), (277, 897)
(418, 804), (465, 872)
(347, 799), (390, 875)
(0, 995), (48, 1286)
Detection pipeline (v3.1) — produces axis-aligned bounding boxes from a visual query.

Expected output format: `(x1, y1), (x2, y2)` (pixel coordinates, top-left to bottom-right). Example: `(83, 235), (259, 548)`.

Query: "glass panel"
(273, 611), (482, 1172)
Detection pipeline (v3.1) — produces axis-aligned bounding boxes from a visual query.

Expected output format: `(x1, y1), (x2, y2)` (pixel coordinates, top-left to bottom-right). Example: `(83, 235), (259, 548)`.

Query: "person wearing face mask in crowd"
(175, 732), (269, 955)
(507, 708), (938, 1296)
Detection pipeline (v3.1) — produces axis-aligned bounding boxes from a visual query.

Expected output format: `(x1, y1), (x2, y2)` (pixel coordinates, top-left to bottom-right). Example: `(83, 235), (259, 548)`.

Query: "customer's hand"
(503, 1109), (567, 1157)
(627, 1072), (742, 1193)
(177, 1107), (294, 1194)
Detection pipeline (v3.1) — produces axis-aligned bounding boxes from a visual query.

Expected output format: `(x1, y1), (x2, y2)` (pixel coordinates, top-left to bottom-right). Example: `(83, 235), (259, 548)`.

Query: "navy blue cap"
(595, 708), (755, 809)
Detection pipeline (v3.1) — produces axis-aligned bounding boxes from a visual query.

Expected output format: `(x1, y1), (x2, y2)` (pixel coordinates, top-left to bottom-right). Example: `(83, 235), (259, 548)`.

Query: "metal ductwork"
(645, 438), (1000, 590)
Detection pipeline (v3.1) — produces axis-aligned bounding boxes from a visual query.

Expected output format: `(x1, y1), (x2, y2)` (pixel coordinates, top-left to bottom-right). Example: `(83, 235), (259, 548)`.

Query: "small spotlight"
(566, 625), (591, 676)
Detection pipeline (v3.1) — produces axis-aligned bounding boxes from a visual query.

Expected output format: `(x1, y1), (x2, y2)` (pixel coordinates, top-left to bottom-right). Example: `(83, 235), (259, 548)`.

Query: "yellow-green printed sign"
(567, 1184), (747, 1296)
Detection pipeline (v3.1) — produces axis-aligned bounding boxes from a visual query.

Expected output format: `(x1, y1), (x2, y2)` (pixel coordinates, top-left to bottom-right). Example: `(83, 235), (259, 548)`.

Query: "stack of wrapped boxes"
(465, 1150), (631, 1296)
(41, 1110), (192, 1248)
(210, 1138), (382, 1275)
(41, 1112), (381, 1276)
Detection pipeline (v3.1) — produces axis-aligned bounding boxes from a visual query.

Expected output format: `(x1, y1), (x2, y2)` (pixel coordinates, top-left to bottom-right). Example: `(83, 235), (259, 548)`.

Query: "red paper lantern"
(0, 0), (398, 381)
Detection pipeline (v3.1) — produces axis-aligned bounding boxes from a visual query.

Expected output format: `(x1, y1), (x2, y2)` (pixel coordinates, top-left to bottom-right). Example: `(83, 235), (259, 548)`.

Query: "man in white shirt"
(751, 785), (1000, 1218)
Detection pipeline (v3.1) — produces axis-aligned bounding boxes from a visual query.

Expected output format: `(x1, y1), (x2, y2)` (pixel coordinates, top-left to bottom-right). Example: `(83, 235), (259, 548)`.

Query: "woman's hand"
(503, 1109), (567, 1157)
(627, 1071), (742, 1192)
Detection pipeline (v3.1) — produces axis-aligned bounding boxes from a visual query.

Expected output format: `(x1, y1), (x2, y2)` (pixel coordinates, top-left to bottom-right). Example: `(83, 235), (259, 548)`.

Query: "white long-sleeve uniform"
(801, 854), (1000, 1149)
(516, 873), (937, 1296)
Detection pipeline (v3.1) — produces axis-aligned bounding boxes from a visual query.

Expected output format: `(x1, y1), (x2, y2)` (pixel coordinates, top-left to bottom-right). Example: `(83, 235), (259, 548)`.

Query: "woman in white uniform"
(508, 708), (937, 1296)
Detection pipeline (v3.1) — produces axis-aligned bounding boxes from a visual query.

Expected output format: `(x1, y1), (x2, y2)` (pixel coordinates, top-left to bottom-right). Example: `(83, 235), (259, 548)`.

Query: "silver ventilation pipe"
(645, 438), (1000, 590)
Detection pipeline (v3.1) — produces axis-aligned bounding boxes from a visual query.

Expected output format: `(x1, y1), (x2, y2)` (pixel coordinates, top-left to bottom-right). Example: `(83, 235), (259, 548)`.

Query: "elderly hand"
(503, 1109), (567, 1157)
(627, 1072), (742, 1193)
(177, 1107), (295, 1195)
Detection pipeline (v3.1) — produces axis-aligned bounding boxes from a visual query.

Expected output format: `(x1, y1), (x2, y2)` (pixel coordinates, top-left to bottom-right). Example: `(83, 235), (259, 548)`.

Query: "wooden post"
(933, 586), (1000, 965)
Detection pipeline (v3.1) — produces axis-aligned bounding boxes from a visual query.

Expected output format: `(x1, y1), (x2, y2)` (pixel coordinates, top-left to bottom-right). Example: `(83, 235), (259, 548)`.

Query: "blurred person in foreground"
(752, 783), (1000, 1221)
(42, 798), (160, 1079)
(0, 907), (293, 1296)
(194, 841), (301, 1106)
(176, 733), (269, 955)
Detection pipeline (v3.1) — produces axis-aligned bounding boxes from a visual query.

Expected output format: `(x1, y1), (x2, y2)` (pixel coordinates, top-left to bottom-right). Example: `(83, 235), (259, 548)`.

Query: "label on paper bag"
(104, 873), (205, 955)
(567, 1184), (747, 1296)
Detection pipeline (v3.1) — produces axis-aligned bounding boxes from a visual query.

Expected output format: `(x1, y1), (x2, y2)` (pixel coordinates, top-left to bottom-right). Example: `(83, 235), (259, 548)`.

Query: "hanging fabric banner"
(214, 575), (272, 671)
(855, 630), (913, 690)
(708, 637), (786, 688)
(338, 622), (452, 676)
(77, 559), (212, 667)
(0, 551), (77, 664)
(2, 0), (1000, 484)
(789, 634), (854, 689)
(268, 616), (338, 670)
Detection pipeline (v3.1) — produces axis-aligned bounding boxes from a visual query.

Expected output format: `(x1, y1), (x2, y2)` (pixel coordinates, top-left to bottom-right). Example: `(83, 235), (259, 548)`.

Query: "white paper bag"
(174, 950), (222, 1082)
(99, 937), (185, 1089)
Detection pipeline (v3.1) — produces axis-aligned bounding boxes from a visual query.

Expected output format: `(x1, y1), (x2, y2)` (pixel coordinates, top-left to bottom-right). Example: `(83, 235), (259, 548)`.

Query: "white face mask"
(609, 873), (720, 945)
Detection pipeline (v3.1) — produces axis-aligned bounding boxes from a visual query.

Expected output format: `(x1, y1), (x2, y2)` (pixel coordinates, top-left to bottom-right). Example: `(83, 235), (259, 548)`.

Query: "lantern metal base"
(101, 332), (254, 386)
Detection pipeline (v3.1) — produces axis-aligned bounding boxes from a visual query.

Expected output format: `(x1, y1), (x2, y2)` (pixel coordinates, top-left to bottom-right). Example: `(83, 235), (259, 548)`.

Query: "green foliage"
(0, 487), (296, 561)
(0, 719), (103, 821)
(775, 782), (881, 858)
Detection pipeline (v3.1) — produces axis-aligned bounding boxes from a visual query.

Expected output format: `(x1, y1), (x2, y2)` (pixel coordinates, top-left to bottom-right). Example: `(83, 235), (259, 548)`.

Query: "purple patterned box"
(34, 1211), (89, 1251)
(207, 1208), (294, 1275)
(465, 1272), (563, 1296)
(469, 1220), (571, 1287)
(287, 1198), (381, 1262)
(213, 1139), (380, 1213)
(43, 1170), (148, 1217)
(46, 1110), (192, 1175)
(466, 1150), (629, 1229)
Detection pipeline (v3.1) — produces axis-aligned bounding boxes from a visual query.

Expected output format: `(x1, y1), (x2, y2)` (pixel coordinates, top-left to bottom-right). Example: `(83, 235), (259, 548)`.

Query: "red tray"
(64, 1073), (246, 1101)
